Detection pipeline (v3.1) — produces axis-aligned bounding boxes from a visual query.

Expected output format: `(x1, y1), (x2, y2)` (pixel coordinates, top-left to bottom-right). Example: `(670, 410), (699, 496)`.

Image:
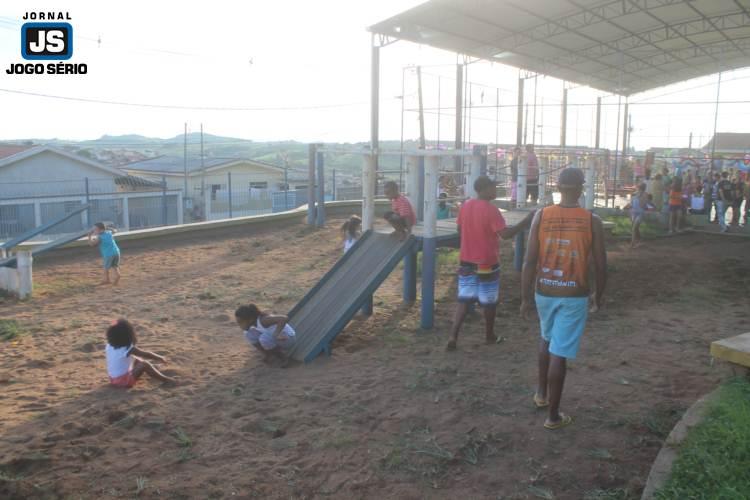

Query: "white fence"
(0, 190), (183, 242)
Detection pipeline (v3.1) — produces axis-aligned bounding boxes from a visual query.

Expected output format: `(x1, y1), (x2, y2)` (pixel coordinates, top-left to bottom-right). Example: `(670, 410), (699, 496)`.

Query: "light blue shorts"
(535, 293), (589, 359)
(457, 265), (500, 307)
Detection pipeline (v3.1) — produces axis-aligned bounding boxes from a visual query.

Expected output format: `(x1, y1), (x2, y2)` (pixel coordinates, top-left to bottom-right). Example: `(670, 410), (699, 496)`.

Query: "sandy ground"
(1, 219), (749, 499)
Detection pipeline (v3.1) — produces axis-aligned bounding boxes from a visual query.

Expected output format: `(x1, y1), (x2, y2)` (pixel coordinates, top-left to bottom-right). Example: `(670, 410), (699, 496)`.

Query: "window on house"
(249, 182), (268, 190)
(211, 184), (222, 201)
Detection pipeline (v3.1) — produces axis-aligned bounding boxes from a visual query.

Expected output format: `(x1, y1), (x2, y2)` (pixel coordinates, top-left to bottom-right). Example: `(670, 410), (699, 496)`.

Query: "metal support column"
(421, 155), (439, 329)
(561, 87), (568, 148)
(316, 149), (325, 227)
(516, 77), (524, 146)
(595, 97), (602, 149)
(227, 172), (233, 219)
(361, 153), (376, 316)
(619, 99), (629, 193)
(455, 63), (464, 172)
(307, 143), (316, 225)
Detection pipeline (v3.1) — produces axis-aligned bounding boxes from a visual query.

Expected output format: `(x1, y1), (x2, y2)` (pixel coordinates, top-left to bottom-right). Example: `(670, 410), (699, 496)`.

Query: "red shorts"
(110, 371), (137, 388)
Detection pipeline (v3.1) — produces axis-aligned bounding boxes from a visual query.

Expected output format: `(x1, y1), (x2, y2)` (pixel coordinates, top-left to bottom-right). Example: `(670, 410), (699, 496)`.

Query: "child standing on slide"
(341, 215), (362, 253)
(88, 222), (121, 285)
(383, 180), (416, 240)
(106, 319), (175, 388)
(235, 303), (296, 364)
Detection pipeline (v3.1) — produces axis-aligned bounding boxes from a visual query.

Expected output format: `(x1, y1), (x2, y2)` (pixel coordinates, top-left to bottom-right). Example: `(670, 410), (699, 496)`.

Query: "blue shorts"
(103, 254), (120, 269)
(535, 293), (589, 359)
(457, 264), (500, 307)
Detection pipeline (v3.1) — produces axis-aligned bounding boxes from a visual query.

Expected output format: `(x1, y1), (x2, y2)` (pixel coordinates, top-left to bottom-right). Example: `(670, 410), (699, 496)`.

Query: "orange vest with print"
(536, 206), (593, 298)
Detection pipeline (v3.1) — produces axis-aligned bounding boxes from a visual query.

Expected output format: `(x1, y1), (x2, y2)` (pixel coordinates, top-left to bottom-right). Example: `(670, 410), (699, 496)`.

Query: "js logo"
(22, 23), (73, 60)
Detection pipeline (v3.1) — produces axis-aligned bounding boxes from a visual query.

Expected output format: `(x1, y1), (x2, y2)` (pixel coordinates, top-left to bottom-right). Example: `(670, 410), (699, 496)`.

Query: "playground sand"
(1, 222), (749, 499)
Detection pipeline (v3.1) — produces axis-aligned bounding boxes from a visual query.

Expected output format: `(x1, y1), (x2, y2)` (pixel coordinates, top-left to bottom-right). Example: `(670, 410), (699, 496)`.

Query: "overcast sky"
(1, 0), (749, 152)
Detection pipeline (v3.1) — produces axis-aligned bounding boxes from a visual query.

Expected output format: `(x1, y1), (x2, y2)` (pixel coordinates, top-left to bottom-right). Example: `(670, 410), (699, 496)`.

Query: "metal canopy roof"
(369, 0), (750, 96)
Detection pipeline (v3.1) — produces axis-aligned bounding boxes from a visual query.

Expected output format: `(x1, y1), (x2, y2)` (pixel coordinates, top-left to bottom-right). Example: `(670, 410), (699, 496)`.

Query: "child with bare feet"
(383, 180), (416, 241)
(106, 319), (175, 387)
(88, 222), (121, 285)
(235, 304), (296, 365)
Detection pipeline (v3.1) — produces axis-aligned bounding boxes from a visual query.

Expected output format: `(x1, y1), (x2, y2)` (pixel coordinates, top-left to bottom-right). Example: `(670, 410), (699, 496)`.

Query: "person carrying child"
(341, 215), (362, 253)
(383, 180), (416, 240)
(235, 304), (296, 364)
(106, 319), (175, 387)
(88, 222), (121, 285)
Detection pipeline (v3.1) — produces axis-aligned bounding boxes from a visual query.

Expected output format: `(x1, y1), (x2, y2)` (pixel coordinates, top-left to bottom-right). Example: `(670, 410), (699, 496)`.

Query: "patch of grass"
(35, 279), (93, 297)
(172, 427), (192, 448)
(603, 215), (661, 239)
(583, 488), (632, 500)
(643, 404), (684, 438)
(197, 289), (219, 301)
(655, 378), (750, 499)
(135, 476), (147, 496)
(0, 470), (22, 482)
(528, 485), (554, 499)
(586, 448), (614, 460)
(0, 319), (25, 341)
(317, 431), (356, 450)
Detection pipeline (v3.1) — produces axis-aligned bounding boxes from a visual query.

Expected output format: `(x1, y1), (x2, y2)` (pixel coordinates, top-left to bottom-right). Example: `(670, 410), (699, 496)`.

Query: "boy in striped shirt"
(383, 180), (416, 240)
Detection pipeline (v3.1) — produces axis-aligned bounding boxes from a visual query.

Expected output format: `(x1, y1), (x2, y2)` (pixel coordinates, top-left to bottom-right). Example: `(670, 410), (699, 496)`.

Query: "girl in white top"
(341, 215), (362, 253)
(106, 319), (175, 387)
(235, 304), (296, 364)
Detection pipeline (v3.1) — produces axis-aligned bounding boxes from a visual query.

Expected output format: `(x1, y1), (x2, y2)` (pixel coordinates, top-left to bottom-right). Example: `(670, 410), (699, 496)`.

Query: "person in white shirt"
(341, 215), (362, 253)
(106, 319), (175, 387)
(235, 304), (296, 365)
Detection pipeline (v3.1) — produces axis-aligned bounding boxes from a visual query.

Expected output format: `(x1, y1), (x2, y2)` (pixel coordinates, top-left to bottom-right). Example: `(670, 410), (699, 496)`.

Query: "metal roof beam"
(568, 12), (749, 64)
(493, 0), (685, 50)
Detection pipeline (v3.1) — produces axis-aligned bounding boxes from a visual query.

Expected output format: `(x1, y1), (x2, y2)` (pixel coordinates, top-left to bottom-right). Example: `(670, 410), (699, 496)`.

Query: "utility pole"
(200, 123), (205, 201)
(183, 122), (188, 200)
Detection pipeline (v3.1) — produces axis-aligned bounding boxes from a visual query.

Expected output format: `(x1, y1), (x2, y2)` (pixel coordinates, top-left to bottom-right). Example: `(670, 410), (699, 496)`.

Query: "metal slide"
(0, 229), (91, 268)
(287, 230), (418, 363)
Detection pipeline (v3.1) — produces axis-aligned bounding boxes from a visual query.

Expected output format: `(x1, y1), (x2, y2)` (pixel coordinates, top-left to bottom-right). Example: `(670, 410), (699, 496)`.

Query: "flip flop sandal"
(533, 394), (549, 408)
(544, 414), (573, 430)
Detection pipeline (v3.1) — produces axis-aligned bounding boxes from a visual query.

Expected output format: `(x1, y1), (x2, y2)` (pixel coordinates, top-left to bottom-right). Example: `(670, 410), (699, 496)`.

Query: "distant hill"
(1, 134), (422, 174)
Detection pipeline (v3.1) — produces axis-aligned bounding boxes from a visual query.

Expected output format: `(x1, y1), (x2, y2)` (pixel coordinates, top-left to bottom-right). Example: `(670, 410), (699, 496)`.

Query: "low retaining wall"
(6, 200), (392, 255)
(640, 387), (720, 499)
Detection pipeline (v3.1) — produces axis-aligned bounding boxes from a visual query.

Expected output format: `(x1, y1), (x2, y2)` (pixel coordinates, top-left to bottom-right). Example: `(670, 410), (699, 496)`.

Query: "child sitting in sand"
(235, 304), (296, 362)
(383, 180), (416, 240)
(106, 319), (175, 387)
(88, 222), (121, 285)
(341, 215), (362, 253)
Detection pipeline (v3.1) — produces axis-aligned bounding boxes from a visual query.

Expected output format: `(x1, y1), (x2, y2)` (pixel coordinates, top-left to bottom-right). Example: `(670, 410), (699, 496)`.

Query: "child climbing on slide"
(105, 319), (175, 388)
(235, 303), (296, 364)
(341, 215), (362, 253)
(383, 180), (416, 240)
(88, 222), (121, 285)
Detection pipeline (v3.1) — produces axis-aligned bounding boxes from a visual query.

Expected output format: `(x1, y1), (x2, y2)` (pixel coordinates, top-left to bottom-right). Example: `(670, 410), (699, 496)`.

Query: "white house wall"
(0, 151), (118, 197)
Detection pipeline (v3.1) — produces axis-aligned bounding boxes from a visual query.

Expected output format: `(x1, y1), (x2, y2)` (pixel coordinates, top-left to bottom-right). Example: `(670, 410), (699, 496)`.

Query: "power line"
(0, 88), (370, 111)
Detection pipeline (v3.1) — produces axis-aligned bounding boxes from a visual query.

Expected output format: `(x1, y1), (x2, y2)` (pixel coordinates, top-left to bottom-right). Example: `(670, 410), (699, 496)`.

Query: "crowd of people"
(627, 164), (749, 246)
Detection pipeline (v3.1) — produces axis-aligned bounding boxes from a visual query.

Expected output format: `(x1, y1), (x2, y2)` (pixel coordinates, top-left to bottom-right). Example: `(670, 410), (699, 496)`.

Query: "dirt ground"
(1, 219), (749, 499)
